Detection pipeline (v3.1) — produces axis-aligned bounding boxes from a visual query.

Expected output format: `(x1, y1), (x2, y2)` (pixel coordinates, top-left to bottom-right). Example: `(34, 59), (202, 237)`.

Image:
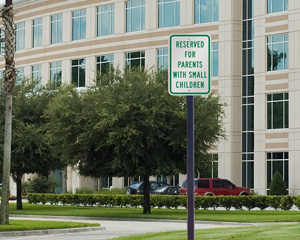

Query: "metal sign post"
(169, 34), (211, 240)
(187, 95), (195, 240)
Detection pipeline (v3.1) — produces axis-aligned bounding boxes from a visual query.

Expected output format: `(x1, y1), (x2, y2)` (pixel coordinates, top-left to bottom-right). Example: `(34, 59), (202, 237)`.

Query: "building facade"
(1, 0), (300, 195)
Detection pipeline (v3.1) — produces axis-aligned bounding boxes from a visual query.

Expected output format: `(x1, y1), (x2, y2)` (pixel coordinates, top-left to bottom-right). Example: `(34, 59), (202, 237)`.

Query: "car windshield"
(154, 186), (167, 192)
(130, 182), (142, 189)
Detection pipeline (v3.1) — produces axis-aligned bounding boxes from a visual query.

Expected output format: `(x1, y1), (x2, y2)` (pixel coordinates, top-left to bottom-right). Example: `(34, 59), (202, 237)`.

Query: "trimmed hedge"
(27, 193), (300, 211)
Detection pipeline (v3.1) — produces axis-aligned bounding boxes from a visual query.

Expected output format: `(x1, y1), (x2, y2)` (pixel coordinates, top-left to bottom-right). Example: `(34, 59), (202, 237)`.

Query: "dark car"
(180, 178), (251, 196)
(153, 186), (181, 195)
(126, 181), (168, 195)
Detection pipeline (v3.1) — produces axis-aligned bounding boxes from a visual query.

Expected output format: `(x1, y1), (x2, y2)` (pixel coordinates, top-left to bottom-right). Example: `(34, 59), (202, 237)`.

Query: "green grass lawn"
(0, 219), (99, 232)
(9, 203), (300, 223)
(112, 224), (300, 240)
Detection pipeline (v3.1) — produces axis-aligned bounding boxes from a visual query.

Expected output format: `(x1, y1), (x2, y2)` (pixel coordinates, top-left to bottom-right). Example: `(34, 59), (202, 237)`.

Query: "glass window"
(97, 4), (114, 37)
(33, 18), (42, 48)
(267, 152), (289, 189)
(50, 61), (62, 87)
(196, 180), (210, 188)
(15, 22), (25, 51)
(125, 51), (145, 70)
(195, 0), (219, 24)
(71, 58), (85, 87)
(96, 54), (114, 77)
(102, 177), (113, 188)
(72, 9), (86, 41)
(51, 14), (63, 44)
(0, 29), (5, 55)
(16, 67), (25, 85)
(157, 47), (168, 70)
(158, 0), (180, 28)
(199, 154), (218, 178)
(267, 93), (289, 129)
(32, 64), (42, 89)
(211, 42), (219, 77)
(267, 0), (288, 14)
(126, 0), (145, 32)
(267, 33), (288, 71)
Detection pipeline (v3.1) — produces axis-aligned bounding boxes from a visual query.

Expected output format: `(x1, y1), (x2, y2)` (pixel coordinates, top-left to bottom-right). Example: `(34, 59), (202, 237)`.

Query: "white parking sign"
(168, 34), (211, 95)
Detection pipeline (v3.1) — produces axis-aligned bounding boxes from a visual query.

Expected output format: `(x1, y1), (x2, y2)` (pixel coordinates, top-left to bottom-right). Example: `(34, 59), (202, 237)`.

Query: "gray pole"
(187, 96), (195, 240)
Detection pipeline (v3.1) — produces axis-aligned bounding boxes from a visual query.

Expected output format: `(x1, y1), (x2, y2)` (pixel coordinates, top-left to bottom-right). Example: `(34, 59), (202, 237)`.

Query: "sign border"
(168, 34), (211, 96)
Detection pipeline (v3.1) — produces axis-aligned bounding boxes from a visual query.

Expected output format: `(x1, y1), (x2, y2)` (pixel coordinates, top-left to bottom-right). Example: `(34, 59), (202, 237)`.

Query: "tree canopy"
(44, 69), (225, 213)
(0, 80), (64, 209)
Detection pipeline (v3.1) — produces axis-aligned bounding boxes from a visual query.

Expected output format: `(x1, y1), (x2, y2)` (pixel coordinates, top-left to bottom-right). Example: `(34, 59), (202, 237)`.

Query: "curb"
(0, 226), (106, 238)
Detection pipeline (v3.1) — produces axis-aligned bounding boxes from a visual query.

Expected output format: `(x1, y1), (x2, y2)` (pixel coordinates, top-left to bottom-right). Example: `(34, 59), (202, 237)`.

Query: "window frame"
(267, 152), (289, 190)
(125, 51), (145, 70)
(96, 54), (114, 80)
(158, 0), (180, 29)
(194, 0), (219, 24)
(157, 47), (168, 70)
(15, 22), (25, 51)
(72, 9), (86, 41)
(267, 93), (289, 129)
(267, 0), (288, 14)
(126, 0), (145, 33)
(33, 18), (43, 48)
(71, 58), (86, 87)
(97, 4), (115, 37)
(51, 13), (63, 44)
(267, 33), (288, 72)
(50, 61), (62, 87)
(32, 64), (42, 89)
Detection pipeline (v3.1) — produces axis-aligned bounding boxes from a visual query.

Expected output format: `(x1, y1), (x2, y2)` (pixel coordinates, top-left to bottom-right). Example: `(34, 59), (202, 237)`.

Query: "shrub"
(27, 194), (296, 211)
(25, 176), (57, 194)
(74, 188), (94, 194)
(269, 172), (288, 196)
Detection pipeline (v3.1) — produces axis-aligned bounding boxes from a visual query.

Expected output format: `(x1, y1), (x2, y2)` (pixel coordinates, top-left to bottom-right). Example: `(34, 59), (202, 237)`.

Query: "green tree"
(0, 80), (63, 210)
(269, 171), (288, 196)
(44, 69), (225, 214)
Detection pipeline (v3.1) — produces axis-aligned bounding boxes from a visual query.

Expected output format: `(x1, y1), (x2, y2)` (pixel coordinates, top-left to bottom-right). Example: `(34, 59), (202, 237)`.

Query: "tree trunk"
(62, 168), (68, 193)
(142, 176), (151, 214)
(1, 1), (16, 225)
(16, 173), (23, 210)
(0, 94), (12, 224)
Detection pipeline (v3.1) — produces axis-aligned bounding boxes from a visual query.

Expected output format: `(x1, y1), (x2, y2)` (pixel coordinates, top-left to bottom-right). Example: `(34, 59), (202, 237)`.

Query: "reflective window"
(72, 9), (86, 41)
(32, 64), (42, 89)
(126, 0), (145, 32)
(15, 22), (25, 51)
(267, 0), (288, 14)
(16, 67), (25, 85)
(33, 18), (42, 48)
(157, 47), (168, 70)
(267, 93), (289, 129)
(211, 42), (218, 77)
(195, 0), (219, 24)
(267, 152), (289, 190)
(199, 154), (218, 178)
(96, 54), (114, 79)
(0, 29), (4, 55)
(158, 0), (180, 28)
(71, 58), (85, 87)
(51, 14), (63, 44)
(102, 177), (113, 188)
(125, 51), (145, 70)
(97, 4), (114, 37)
(267, 33), (288, 71)
(50, 61), (62, 87)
